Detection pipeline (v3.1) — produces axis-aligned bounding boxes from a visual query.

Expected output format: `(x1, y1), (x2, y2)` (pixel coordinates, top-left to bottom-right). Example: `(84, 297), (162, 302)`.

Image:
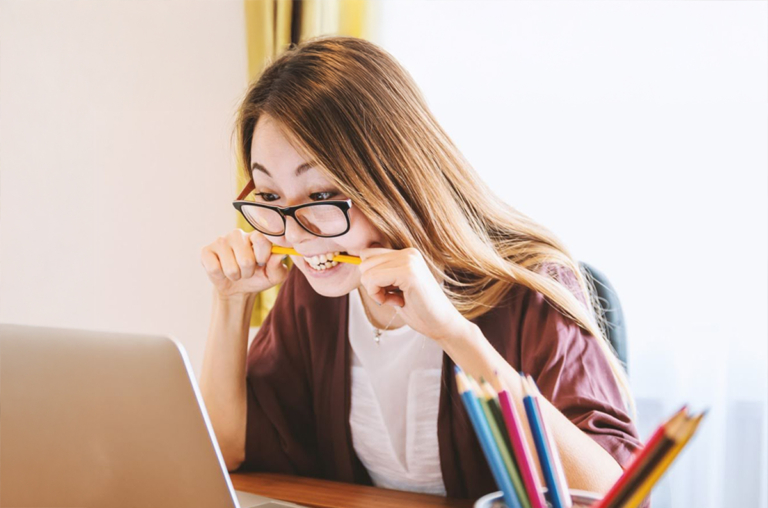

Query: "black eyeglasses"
(233, 179), (352, 238)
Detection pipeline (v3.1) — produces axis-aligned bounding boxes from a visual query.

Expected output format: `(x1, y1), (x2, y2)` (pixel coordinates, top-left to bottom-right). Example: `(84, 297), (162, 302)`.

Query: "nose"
(283, 215), (314, 245)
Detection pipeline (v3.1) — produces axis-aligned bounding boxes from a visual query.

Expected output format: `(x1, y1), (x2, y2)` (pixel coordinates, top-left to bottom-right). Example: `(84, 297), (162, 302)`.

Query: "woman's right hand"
(200, 229), (289, 299)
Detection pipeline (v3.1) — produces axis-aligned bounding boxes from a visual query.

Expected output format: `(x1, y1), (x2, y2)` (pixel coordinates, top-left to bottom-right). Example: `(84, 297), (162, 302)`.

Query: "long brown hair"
(235, 36), (635, 417)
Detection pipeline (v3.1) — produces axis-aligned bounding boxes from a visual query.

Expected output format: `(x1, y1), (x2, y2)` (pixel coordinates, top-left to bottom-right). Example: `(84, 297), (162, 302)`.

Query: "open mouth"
(304, 251), (348, 271)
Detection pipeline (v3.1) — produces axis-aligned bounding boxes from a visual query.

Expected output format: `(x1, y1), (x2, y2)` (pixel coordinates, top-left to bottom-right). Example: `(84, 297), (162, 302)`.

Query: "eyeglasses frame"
(232, 179), (353, 238)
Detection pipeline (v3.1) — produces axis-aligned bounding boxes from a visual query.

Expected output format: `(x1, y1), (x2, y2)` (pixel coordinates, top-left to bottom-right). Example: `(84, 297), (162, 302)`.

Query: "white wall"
(369, 2), (767, 508)
(0, 0), (248, 374)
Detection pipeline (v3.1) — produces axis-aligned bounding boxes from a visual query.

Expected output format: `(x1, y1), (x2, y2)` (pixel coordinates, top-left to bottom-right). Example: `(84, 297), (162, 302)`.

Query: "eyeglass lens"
(241, 204), (348, 237)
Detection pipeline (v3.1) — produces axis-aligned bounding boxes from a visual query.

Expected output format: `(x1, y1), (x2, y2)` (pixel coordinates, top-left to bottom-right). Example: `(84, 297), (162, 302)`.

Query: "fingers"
(202, 229), (266, 283)
(359, 251), (412, 307)
(264, 251), (289, 286)
(249, 230), (273, 267)
(201, 229), (291, 298)
(209, 238), (242, 281)
(359, 247), (420, 273)
(200, 248), (226, 282)
(228, 230), (257, 279)
(358, 248), (404, 274)
(359, 246), (391, 263)
(380, 291), (405, 308)
(360, 256), (401, 275)
(360, 267), (405, 306)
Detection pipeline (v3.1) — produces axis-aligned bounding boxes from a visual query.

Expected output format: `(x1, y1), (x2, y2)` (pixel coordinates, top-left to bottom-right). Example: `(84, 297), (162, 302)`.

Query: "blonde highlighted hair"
(235, 36), (636, 418)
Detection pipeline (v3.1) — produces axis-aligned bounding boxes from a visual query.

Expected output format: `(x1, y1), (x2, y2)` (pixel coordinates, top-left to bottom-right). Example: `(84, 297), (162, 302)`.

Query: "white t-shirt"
(348, 288), (447, 496)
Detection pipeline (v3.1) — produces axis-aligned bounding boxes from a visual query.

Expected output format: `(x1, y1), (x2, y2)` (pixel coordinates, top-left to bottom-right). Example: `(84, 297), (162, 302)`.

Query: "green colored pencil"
(470, 378), (532, 508)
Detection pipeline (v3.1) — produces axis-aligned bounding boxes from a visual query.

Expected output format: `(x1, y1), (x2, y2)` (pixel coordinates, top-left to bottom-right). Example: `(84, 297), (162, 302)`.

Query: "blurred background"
(1, 1), (765, 507)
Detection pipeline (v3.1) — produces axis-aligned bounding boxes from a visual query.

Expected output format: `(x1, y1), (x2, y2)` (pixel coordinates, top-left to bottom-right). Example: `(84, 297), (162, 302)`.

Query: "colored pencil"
(496, 377), (548, 508)
(270, 245), (361, 265)
(455, 368), (523, 508)
(607, 428), (679, 508)
(622, 411), (706, 508)
(592, 406), (690, 508)
(525, 375), (572, 508)
(521, 376), (568, 508)
(478, 380), (532, 508)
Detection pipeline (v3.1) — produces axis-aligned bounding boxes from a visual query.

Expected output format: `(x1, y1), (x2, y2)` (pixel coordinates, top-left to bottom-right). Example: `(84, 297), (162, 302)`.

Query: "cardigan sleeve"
(240, 267), (320, 475)
(517, 264), (644, 471)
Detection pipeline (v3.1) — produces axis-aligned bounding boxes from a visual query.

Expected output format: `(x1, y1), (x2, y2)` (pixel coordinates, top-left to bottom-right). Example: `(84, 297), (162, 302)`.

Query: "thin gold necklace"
(358, 290), (400, 345)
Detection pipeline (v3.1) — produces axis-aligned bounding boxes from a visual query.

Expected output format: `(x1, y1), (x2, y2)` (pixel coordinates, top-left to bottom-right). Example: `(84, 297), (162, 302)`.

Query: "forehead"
(250, 115), (326, 183)
(251, 115), (300, 161)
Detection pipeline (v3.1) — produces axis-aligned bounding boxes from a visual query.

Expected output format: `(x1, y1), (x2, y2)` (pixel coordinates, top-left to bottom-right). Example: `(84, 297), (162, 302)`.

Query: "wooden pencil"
(622, 411), (706, 508)
(496, 375), (548, 508)
(270, 245), (361, 265)
(521, 376), (568, 508)
(479, 380), (533, 508)
(525, 375), (572, 508)
(455, 368), (523, 508)
(593, 406), (690, 508)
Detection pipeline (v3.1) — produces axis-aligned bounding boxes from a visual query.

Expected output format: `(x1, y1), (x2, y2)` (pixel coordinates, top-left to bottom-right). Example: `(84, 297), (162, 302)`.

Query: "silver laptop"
(0, 323), (305, 508)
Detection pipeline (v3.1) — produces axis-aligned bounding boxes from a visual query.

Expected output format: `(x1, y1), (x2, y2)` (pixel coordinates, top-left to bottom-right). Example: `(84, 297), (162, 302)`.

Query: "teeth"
(306, 251), (341, 270)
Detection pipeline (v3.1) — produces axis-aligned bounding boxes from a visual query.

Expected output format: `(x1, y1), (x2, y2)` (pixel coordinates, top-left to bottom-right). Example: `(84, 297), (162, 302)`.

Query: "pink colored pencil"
(498, 386), (548, 508)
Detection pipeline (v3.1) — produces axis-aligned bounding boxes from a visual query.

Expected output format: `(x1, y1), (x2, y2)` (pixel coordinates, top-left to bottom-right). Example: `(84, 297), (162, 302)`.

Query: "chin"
(308, 283), (355, 298)
(295, 257), (358, 298)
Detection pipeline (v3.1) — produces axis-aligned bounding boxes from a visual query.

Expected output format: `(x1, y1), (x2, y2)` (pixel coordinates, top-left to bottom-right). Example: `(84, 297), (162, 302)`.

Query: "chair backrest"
(579, 262), (628, 372)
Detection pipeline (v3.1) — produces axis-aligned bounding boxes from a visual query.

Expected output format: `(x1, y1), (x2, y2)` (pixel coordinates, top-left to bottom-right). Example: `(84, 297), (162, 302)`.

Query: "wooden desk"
(230, 472), (475, 508)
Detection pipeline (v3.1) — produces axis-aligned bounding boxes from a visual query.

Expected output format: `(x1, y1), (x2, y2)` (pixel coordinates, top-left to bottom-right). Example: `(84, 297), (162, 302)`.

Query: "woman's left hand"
(358, 246), (471, 342)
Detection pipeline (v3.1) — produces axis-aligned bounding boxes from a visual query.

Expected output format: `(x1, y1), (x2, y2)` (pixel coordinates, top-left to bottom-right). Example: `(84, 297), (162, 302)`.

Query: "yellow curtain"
(240, 0), (369, 327)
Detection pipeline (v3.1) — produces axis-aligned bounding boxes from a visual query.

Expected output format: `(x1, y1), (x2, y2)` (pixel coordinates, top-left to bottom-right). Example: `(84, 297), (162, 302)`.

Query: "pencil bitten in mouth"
(305, 251), (347, 270)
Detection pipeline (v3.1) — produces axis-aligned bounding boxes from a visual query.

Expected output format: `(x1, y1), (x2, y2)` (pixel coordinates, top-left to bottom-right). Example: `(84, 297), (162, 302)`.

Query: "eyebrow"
(251, 161), (314, 177)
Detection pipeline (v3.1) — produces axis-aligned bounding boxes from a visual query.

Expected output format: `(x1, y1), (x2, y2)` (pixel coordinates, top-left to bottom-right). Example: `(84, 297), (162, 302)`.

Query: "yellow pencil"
(270, 245), (361, 265)
(622, 412), (706, 508)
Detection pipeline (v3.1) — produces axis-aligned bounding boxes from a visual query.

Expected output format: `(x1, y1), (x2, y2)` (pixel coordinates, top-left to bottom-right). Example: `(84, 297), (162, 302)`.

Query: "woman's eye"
(255, 192), (279, 202)
(310, 191), (338, 201)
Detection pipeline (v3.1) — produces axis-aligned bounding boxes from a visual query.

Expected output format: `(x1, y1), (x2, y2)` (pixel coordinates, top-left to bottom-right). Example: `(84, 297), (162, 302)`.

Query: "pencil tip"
(456, 373), (467, 393)
(524, 374), (541, 395)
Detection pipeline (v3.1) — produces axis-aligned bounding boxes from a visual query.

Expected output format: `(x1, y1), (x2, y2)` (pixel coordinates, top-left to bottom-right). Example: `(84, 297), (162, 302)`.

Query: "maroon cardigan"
(241, 265), (643, 500)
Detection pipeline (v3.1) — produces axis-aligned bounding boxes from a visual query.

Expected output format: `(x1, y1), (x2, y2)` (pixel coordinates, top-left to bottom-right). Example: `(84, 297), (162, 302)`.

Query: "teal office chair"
(579, 262), (628, 373)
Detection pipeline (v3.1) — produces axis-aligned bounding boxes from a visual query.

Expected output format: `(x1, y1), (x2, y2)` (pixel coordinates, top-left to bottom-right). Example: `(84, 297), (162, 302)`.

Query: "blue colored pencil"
(526, 375), (572, 508)
(455, 367), (523, 508)
(521, 375), (568, 508)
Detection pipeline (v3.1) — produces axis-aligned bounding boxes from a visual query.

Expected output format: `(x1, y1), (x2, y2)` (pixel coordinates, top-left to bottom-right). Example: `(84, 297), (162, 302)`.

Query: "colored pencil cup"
(474, 489), (601, 508)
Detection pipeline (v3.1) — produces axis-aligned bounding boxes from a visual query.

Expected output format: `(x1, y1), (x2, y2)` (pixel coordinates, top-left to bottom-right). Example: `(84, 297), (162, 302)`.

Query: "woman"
(199, 36), (642, 500)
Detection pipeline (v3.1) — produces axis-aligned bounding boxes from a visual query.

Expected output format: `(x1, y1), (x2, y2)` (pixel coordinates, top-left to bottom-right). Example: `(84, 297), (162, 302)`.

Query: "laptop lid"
(0, 323), (240, 508)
